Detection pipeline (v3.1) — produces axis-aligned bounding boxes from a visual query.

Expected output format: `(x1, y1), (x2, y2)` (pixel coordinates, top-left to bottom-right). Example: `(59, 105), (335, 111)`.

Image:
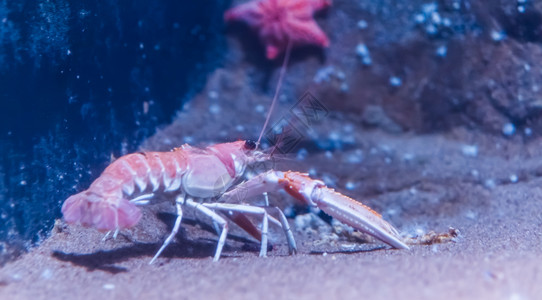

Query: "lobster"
(62, 139), (408, 263)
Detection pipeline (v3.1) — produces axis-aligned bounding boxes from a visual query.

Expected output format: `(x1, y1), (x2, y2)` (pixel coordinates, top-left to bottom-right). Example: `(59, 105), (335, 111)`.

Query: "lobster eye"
(244, 140), (257, 150)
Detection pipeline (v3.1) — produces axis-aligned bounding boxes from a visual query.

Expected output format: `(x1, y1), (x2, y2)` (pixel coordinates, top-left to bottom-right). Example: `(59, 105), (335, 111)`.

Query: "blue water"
(0, 0), (229, 264)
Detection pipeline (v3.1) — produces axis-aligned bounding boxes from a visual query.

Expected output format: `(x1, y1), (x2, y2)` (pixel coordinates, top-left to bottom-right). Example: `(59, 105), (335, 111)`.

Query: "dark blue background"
(0, 0), (229, 264)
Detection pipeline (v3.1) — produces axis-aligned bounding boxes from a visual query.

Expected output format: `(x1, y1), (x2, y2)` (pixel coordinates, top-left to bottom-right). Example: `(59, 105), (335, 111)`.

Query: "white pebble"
(386, 208), (398, 216)
(422, 3), (438, 14)
(491, 30), (506, 41)
(41, 269), (53, 280)
(103, 283), (115, 290)
(436, 45), (447, 57)
(340, 82), (349, 92)
(329, 132), (340, 141)
(431, 12), (442, 24)
(465, 210), (477, 220)
(484, 179), (496, 189)
(294, 214), (315, 230)
(389, 76), (402, 87)
(11, 274), (22, 281)
(425, 24), (437, 35)
(208, 91), (218, 99)
(509, 174), (518, 183)
(502, 123), (516, 136)
(453, 1), (461, 9)
(321, 174), (337, 187)
(209, 104), (221, 114)
(356, 44), (369, 56)
(296, 148), (308, 160)
(357, 20), (368, 29)
(313, 66), (335, 83)
(414, 14), (425, 24)
(356, 44), (372, 66)
(415, 227), (425, 236)
(461, 144), (478, 157)
(403, 153), (415, 161)
(345, 150), (363, 164)
(343, 135), (355, 145)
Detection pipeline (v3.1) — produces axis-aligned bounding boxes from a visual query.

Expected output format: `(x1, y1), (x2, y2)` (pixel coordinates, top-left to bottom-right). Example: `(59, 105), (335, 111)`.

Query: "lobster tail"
(62, 191), (142, 231)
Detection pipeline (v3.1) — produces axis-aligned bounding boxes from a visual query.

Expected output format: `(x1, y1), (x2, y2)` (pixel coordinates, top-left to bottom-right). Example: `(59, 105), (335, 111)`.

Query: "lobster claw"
(312, 184), (408, 249)
(222, 170), (409, 250)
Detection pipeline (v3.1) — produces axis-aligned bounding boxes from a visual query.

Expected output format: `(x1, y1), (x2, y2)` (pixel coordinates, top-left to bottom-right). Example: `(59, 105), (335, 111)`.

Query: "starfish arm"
(282, 0), (313, 17)
(285, 18), (329, 47)
(224, 1), (264, 27)
(265, 44), (282, 59)
(259, 22), (289, 59)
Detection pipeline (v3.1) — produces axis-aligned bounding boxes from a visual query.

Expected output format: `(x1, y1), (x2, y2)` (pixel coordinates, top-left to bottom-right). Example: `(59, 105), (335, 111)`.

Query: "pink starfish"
(225, 0), (332, 59)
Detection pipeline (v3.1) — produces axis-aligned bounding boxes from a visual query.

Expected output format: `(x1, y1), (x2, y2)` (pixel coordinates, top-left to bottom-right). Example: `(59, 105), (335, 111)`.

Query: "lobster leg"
(204, 203), (269, 257)
(101, 228), (120, 241)
(150, 195), (185, 264)
(271, 206), (297, 254)
(227, 209), (296, 253)
(183, 198), (229, 261)
(203, 203), (297, 256)
(227, 211), (263, 242)
(221, 170), (409, 250)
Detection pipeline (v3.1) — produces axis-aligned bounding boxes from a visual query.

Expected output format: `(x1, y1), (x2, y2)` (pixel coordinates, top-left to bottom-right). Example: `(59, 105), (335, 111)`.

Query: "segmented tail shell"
(61, 191), (141, 231)
(61, 149), (190, 231)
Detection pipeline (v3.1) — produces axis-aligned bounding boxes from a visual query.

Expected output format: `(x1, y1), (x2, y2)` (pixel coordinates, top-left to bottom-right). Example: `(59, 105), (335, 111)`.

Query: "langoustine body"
(62, 140), (408, 263)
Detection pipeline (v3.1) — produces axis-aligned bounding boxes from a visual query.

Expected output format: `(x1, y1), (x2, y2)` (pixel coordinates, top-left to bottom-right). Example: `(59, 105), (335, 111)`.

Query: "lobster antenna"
(256, 39), (293, 150)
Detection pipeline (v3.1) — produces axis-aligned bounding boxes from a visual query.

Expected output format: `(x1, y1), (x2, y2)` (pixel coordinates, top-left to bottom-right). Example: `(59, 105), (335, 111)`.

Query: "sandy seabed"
(2, 129), (542, 300)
